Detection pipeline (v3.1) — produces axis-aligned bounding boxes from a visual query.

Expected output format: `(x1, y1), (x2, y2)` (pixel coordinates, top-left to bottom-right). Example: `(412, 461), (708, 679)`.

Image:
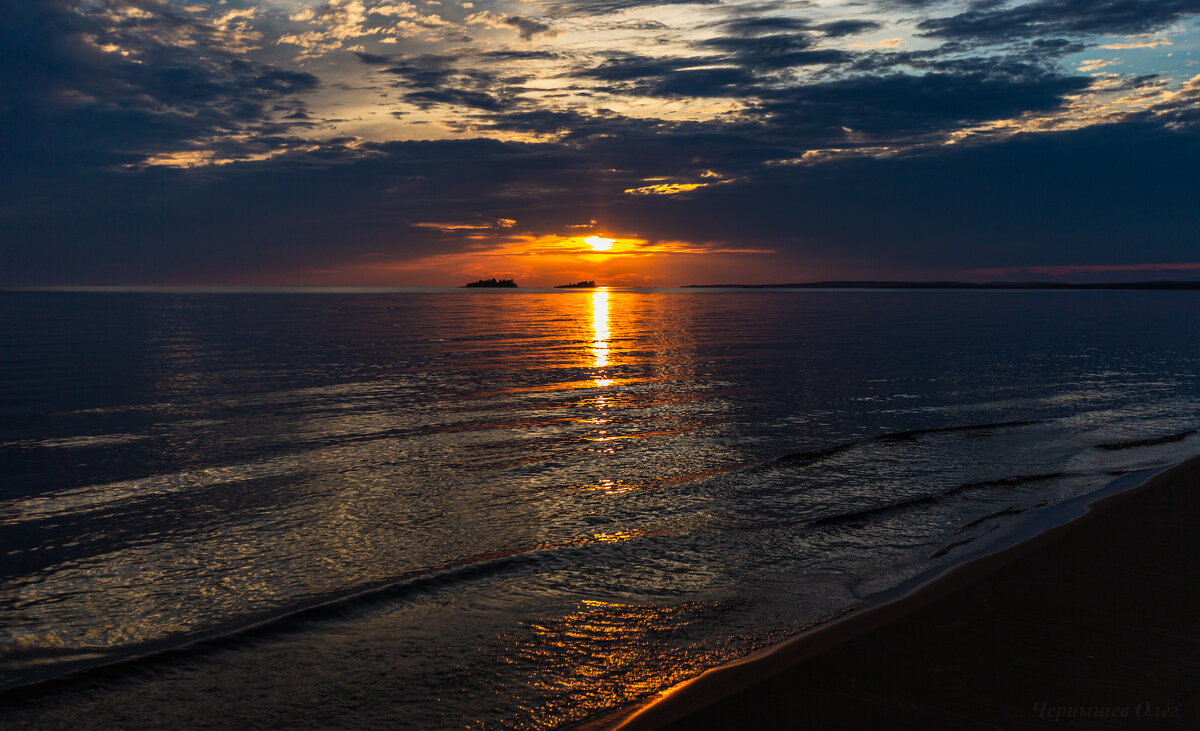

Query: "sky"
(2, 0), (1199, 286)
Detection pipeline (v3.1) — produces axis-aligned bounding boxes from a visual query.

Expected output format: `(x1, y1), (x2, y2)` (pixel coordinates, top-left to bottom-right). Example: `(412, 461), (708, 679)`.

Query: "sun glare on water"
(585, 236), (614, 251)
(591, 289), (612, 387)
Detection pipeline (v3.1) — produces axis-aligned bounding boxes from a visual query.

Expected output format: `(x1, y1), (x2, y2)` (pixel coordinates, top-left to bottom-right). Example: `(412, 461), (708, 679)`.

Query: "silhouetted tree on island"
(554, 280), (596, 288)
(463, 278), (517, 288)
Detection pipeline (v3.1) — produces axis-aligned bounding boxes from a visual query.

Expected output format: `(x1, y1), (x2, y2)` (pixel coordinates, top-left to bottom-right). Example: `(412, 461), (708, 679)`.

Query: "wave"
(755, 419), (1047, 475)
(941, 473), (1065, 497)
(958, 505), (1027, 531)
(1095, 429), (1196, 450)
(930, 497), (1051, 558)
(928, 537), (977, 559)
(0, 531), (626, 701)
(750, 442), (858, 472)
(874, 420), (1045, 442)
(813, 473), (1067, 528)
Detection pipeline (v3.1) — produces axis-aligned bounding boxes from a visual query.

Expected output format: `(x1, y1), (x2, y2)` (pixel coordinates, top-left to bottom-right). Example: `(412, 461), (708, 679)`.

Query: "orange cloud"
(304, 232), (776, 286)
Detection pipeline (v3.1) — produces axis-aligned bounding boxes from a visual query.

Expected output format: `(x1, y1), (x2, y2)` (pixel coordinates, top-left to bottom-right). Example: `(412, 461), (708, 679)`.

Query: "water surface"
(1, 288), (1198, 727)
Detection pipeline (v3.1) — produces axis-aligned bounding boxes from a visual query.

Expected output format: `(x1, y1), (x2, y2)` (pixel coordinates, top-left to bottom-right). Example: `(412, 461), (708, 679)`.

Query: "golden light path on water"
(589, 287), (618, 489)
(592, 288), (611, 387)
(505, 288), (734, 728)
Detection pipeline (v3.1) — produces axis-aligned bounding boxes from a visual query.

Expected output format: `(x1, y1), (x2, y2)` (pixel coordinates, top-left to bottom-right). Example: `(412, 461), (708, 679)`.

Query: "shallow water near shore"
(2, 288), (1198, 728)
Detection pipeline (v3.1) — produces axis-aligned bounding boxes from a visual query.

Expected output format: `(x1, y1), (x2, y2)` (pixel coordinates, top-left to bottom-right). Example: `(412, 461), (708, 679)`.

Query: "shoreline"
(585, 454), (1200, 730)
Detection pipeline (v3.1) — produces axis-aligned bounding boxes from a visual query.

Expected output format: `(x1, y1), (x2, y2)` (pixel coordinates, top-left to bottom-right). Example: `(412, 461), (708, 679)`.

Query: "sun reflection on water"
(587, 288), (616, 457)
(591, 288), (612, 387)
(498, 599), (727, 729)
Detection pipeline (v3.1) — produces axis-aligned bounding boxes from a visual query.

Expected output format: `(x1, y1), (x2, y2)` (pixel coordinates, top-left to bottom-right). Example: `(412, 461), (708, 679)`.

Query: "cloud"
(917, 0), (1200, 43)
(624, 182), (706, 195)
(575, 55), (760, 97)
(541, 0), (720, 17)
(280, 0), (460, 53)
(1078, 58), (1119, 72)
(756, 71), (1091, 142)
(852, 38), (903, 49)
(708, 16), (881, 40)
(694, 33), (852, 71)
(818, 19), (884, 38)
(4, 0), (1200, 285)
(505, 16), (559, 41)
(1101, 36), (1173, 49)
(464, 10), (559, 40)
(403, 87), (507, 110)
(5, 111), (1200, 285)
(712, 16), (814, 36)
(0, 0), (318, 176)
(1, 137), (582, 283)
(612, 121), (1200, 279)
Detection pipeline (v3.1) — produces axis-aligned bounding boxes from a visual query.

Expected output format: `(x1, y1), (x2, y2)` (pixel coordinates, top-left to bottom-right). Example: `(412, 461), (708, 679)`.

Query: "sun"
(585, 235), (614, 251)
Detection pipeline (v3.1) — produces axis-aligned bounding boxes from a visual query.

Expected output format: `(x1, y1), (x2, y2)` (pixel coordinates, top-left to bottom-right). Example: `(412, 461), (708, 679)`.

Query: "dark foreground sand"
(601, 457), (1200, 730)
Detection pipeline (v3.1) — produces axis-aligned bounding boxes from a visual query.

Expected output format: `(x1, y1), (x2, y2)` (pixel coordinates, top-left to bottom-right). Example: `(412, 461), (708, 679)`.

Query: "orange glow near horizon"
(301, 231), (778, 286)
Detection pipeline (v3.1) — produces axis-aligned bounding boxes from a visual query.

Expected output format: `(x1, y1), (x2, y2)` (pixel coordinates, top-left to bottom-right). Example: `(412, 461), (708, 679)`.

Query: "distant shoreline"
(682, 280), (1200, 290)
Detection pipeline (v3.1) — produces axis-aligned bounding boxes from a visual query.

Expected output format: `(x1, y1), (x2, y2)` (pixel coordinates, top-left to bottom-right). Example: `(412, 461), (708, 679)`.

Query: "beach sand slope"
(617, 458), (1200, 730)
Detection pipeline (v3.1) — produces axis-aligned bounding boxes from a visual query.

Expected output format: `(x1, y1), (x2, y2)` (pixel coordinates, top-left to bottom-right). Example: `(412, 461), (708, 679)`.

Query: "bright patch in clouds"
(1101, 36), (1173, 49)
(624, 183), (705, 196)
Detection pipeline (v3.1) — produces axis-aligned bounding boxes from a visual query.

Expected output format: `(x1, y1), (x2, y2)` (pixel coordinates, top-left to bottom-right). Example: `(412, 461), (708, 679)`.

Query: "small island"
(463, 278), (517, 288)
(554, 280), (597, 289)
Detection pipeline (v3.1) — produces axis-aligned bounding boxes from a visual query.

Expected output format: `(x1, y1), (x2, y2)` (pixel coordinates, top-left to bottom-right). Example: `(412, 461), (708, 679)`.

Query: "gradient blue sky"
(3, 0), (1199, 285)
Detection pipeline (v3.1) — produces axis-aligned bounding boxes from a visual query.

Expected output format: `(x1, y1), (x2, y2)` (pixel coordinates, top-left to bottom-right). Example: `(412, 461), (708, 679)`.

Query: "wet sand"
(602, 456), (1200, 730)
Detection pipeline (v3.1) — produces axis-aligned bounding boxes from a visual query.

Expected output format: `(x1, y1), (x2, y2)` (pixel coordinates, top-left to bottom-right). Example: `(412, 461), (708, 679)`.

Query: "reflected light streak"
(592, 288), (612, 387)
(504, 599), (725, 728)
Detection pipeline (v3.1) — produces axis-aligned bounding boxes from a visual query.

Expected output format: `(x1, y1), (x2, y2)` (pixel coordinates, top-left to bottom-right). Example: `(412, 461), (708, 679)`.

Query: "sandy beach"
(602, 456), (1200, 730)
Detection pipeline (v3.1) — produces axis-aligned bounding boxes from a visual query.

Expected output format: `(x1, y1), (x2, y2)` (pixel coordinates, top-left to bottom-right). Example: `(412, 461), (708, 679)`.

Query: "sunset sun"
(585, 236), (614, 252)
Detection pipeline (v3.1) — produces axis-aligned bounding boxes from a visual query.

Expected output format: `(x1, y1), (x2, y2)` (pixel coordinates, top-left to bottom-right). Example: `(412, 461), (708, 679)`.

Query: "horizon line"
(5, 280), (1200, 293)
